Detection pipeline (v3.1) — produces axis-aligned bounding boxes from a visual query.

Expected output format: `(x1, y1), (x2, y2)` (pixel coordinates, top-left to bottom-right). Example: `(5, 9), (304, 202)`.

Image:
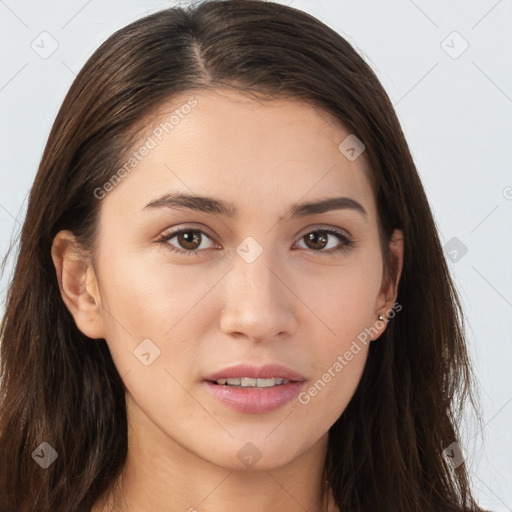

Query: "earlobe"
(51, 230), (106, 339)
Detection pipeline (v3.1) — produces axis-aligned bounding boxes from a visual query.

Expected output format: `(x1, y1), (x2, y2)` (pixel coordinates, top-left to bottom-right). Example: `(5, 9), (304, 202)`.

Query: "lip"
(203, 363), (306, 414)
(204, 363), (306, 382)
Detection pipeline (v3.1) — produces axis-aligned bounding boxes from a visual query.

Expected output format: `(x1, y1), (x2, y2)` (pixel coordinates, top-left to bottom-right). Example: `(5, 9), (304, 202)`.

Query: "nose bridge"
(220, 239), (296, 340)
(231, 240), (282, 307)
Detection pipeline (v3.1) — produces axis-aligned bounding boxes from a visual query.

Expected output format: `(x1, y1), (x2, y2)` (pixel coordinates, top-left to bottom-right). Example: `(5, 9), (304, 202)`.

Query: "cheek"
(98, 248), (214, 335)
(95, 253), (205, 429)
(96, 250), (214, 377)
(300, 255), (383, 345)
(285, 343), (369, 457)
(295, 254), (380, 410)
(298, 333), (370, 431)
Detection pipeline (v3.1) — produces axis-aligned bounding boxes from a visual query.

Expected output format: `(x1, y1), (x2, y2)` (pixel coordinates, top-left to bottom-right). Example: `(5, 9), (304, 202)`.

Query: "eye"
(294, 228), (354, 255)
(157, 228), (217, 255)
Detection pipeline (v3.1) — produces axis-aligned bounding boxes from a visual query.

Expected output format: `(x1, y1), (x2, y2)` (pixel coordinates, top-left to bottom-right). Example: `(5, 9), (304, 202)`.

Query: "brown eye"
(296, 229), (354, 255)
(159, 228), (216, 255)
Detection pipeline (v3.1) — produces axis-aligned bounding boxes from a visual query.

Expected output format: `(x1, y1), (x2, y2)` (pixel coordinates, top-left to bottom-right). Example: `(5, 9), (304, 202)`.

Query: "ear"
(371, 228), (404, 340)
(51, 230), (106, 339)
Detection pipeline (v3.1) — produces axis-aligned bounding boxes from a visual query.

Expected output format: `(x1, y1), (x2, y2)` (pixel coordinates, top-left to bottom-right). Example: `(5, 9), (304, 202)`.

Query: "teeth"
(214, 377), (286, 387)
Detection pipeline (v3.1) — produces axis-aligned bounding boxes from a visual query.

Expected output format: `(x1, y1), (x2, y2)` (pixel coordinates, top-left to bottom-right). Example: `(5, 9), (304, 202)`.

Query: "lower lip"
(204, 380), (305, 414)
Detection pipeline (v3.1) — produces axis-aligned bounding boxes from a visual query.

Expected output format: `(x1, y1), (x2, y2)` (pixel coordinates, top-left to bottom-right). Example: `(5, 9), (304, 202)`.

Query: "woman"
(0, 1), (486, 511)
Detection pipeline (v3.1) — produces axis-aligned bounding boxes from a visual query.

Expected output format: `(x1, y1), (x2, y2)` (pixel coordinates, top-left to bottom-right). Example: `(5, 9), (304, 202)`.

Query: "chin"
(193, 432), (311, 471)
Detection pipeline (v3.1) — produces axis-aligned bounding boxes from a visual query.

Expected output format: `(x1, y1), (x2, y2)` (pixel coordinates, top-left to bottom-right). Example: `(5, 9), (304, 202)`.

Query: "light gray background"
(0, 0), (511, 510)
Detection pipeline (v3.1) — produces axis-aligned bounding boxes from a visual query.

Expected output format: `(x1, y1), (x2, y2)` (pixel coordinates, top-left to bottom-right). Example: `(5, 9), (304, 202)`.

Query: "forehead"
(103, 88), (377, 222)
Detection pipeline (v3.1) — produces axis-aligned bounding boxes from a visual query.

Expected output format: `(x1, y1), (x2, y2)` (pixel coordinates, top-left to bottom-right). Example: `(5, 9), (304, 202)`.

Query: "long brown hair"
(0, 1), (485, 511)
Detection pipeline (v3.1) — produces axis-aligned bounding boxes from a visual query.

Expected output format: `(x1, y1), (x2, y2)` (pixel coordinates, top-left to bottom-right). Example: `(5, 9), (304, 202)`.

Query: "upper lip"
(204, 363), (305, 382)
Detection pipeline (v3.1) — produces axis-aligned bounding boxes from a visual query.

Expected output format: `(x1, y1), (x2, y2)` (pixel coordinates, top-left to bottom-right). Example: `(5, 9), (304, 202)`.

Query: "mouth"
(203, 363), (306, 414)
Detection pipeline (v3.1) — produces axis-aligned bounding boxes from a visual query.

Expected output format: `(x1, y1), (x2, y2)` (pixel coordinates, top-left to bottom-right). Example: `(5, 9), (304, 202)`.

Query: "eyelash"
(156, 226), (354, 257)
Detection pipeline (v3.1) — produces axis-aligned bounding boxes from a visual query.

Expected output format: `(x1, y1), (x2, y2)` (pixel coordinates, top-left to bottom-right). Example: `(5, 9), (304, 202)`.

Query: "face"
(57, 88), (402, 472)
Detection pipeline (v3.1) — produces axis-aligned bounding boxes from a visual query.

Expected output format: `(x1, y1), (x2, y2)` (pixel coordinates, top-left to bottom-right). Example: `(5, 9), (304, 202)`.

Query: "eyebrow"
(144, 192), (368, 221)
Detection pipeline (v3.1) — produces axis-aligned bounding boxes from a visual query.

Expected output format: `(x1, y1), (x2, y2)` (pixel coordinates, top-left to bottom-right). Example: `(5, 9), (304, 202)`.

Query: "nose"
(219, 250), (298, 343)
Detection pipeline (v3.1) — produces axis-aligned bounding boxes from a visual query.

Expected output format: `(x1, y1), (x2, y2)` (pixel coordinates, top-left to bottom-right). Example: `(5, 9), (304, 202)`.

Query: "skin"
(52, 88), (403, 512)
